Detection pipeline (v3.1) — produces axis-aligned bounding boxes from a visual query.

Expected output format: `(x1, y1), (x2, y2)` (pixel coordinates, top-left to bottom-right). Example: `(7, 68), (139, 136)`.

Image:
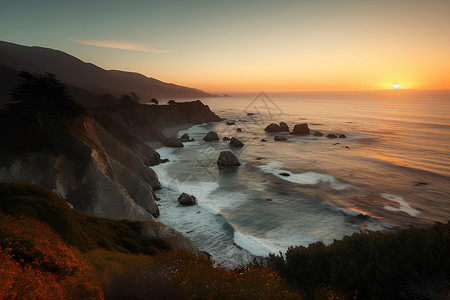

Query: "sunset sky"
(1, 0), (449, 93)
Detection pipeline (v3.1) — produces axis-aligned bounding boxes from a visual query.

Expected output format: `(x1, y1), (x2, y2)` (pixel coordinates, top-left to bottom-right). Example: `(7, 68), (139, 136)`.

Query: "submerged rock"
(327, 133), (337, 138)
(292, 123), (310, 135)
(274, 136), (287, 141)
(203, 131), (219, 141)
(247, 112), (254, 116)
(264, 123), (283, 132)
(164, 137), (184, 148)
(180, 133), (194, 142)
(339, 134), (347, 138)
(236, 128), (242, 132)
(261, 139), (267, 142)
(223, 137), (231, 141)
(217, 151), (241, 167)
(178, 193), (196, 206)
(226, 121), (236, 125)
(313, 131), (324, 136)
(279, 172), (290, 177)
(229, 137), (244, 148)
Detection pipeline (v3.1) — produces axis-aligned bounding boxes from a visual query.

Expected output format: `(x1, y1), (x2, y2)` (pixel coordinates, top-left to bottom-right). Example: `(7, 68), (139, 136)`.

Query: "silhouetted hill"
(0, 40), (213, 102)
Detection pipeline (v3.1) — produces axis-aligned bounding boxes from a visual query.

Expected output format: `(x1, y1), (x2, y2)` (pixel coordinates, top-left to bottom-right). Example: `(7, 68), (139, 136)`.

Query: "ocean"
(152, 90), (450, 268)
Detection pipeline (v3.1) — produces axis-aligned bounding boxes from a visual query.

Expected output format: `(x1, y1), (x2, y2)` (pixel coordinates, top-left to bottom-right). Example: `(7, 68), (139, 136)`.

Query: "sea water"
(152, 90), (450, 268)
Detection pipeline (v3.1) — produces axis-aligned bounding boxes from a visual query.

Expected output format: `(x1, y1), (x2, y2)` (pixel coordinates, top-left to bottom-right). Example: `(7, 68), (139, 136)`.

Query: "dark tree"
(167, 99), (176, 105)
(151, 98), (159, 105)
(7, 72), (85, 127)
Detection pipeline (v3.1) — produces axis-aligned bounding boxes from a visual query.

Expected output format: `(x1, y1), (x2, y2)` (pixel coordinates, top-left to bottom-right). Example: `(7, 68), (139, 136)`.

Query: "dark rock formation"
(164, 137), (184, 148)
(180, 133), (194, 142)
(327, 134), (338, 138)
(264, 123), (283, 132)
(313, 131), (324, 136)
(261, 139), (267, 142)
(236, 128), (242, 132)
(203, 131), (219, 141)
(279, 172), (290, 177)
(339, 134), (347, 138)
(217, 151), (241, 167)
(178, 193), (197, 206)
(274, 136), (287, 141)
(247, 113), (254, 116)
(229, 137), (244, 148)
(226, 121), (236, 125)
(279, 122), (289, 132)
(223, 137), (231, 141)
(292, 123), (310, 135)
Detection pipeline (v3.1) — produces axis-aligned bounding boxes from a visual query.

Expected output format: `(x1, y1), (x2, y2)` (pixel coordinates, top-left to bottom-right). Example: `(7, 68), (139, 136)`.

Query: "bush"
(268, 223), (450, 299)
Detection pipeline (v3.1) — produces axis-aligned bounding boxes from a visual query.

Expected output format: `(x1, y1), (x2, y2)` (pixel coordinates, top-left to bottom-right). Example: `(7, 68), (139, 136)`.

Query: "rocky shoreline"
(0, 100), (221, 257)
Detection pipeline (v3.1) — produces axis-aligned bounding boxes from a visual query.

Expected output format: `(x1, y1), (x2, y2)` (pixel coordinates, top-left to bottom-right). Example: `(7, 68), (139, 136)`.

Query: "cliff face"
(100, 100), (223, 142)
(0, 101), (221, 223)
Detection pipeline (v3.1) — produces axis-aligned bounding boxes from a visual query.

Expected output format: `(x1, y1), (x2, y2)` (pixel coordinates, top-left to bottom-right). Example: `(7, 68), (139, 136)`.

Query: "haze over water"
(153, 89), (450, 267)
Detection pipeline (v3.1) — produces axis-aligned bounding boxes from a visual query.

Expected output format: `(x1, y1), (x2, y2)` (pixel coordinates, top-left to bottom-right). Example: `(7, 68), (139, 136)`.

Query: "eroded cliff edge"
(0, 100), (221, 224)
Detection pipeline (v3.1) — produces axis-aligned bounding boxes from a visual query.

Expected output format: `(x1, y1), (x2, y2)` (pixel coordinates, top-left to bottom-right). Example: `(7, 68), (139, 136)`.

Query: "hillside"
(0, 40), (213, 106)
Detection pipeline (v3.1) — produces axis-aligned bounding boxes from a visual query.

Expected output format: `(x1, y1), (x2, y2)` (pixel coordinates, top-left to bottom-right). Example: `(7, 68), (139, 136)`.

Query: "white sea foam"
(259, 161), (351, 190)
(381, 193), (420, 217)
(233, 231), (278, 257)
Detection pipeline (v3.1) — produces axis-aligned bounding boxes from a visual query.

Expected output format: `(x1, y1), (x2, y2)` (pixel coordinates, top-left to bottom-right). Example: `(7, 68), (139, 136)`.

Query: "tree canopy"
(7, 71), (85, 127)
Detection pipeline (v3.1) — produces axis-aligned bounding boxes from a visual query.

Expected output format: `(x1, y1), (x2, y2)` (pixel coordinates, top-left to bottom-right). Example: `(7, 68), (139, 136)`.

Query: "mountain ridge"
(0, 40), (213, 103)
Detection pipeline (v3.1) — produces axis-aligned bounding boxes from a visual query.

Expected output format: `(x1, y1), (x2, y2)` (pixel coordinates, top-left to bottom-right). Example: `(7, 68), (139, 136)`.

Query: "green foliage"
(0, 183), (170, 254)
(268, 224), (450, 299)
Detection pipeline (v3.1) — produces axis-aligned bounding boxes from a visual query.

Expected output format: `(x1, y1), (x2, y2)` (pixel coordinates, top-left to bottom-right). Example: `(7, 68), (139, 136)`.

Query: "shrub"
(268, 222), (450, 299)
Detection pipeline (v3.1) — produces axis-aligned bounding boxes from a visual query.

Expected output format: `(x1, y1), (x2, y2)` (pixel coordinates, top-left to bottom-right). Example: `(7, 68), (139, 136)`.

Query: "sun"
(392, 84), (400, 89)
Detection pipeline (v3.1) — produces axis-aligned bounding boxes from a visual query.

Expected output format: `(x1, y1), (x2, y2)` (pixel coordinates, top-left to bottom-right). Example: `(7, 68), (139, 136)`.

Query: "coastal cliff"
(0, 101), (221, 225)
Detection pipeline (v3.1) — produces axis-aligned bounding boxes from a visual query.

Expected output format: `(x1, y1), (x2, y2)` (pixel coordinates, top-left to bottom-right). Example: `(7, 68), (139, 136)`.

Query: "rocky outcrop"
(100, 100), (222, 142)
(0, 111), (162, 221)
(164, 137), (184, 148)
(217, 151), (241, 167)
(229, 137), (244, 148)
(178, 193), (196, 206)
(292, 123), (310, 135)
(279, 122), (289, 132)
(180, 133), (194, 142)
(274, 136), (287, 141)
(203, 131), (219, 141)
(141, 221), (208, 258)
(313, 131), (324, 136)
(264, 123), (283, 132)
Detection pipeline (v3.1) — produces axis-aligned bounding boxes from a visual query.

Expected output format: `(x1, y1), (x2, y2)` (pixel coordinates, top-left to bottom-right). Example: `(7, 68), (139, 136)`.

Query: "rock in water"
(236, 128), (242, 132)
(163, 137), (184, 148)
(313, 131), (323, 136)
(274, 136), (287, 141)
(217, 151), (241, 167)
(292, 123), (310, 135)
(223, 137), (231, 141)
(279, 122), (289, 132)
(229, 137), (244, 148)
(178, 192), (196, 206)
(226, 121), (235, 125)
(339, 134), (347, 138)
(180, 133), (194, 142)
(327, 133), (337, 138)
(203, 131), (219, 141)
(264, 123), (283, 132)
(279, 172), (290, 177)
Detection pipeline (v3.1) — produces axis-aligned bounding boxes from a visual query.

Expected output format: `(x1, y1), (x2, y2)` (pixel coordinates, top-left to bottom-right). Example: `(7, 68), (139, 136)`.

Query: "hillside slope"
(0, 40), (213, 102)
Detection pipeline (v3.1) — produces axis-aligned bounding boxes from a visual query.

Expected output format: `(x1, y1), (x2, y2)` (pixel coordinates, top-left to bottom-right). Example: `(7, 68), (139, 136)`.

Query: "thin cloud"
(69, 39), (172, 53)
